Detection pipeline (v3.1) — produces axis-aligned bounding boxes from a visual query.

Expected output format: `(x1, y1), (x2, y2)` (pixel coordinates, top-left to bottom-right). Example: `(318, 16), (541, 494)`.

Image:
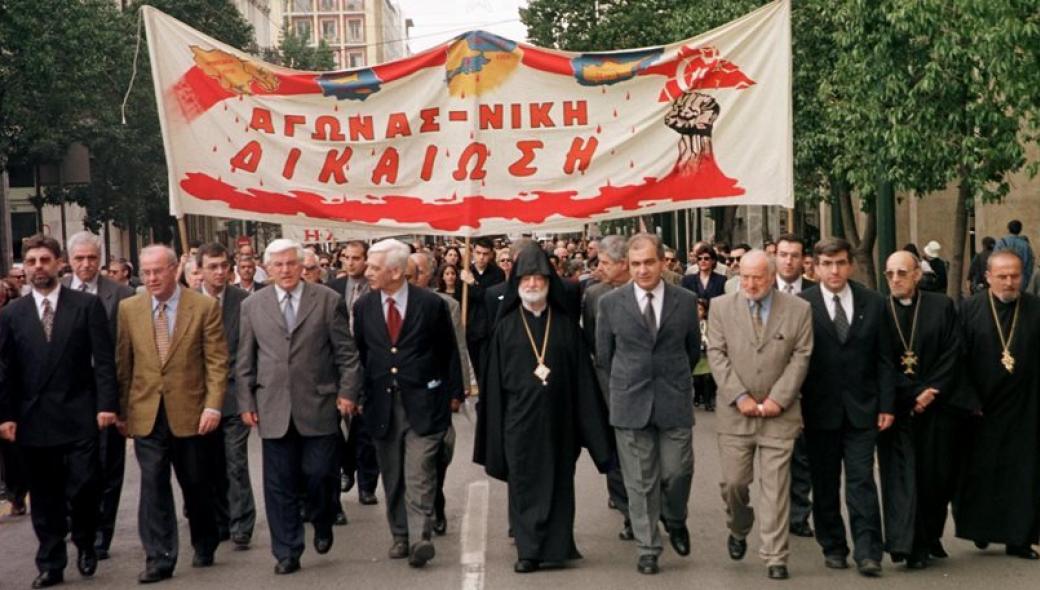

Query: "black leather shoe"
(78, 548), (98, 576)
(669, 525), (691, 556)
(857, 559), (882, 577)
(274, 558), (300, 575)
(789, 522), (814, 538)
(618, 521), (635, 541)
(96, 547), (111, 561)
(388, 539), (409, 559)
(514, 559), (540, 573)
(334, 511), (348, 526)
(191, 552), (214, 568)
(728, 534), (748, 560)
(218, 529), (231, 543)
(359, 491), (378, 505)
(767, 565), (789, 580)
(341, 473), (355, 493)
(231, 534), (250, 551)
(1006, 545), (1040, 560)
(824, 555), (848, 569)
(32, 570), (63, 588)
(137, 566), (173, 584)
(637, 555), (658, 575)
(905, 555), (929, 569)
(975, 540), (990, 550)
(433, 516), (447, 536)
(929, 540), (948, 559)
(314, 531), (333, 555)
(408, 540), (435, 567)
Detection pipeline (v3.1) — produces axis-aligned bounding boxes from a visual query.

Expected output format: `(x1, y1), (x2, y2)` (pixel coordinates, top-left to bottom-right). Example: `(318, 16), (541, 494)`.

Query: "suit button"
(390, 367), (398, 375)
(391, 347), (398, 354)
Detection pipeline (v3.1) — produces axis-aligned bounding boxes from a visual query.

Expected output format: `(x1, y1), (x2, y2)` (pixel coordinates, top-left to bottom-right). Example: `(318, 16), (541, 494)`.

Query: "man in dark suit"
(799, 237), (895, 577)
(596, 233), (700, 575)
(117, 244), (228, 583)
(773, 234), (816, 540)
(196, 243), (255, 551)
(353, 239), (462, 568)
(0, 234), (118, 588)
(581, 235), (634, 541)
(461, 237), (505, 379)
(326, 240), (380, 507)
(237, 239), (361, 575)
(62, 231), (134, 560)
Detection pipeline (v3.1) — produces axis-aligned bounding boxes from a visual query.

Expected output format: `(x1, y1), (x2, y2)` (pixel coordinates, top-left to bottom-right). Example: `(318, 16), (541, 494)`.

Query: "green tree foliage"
(264, 28), (337, 71)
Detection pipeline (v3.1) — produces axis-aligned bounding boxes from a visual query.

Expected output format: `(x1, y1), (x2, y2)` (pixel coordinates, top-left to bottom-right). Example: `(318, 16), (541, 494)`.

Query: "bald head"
(987, 250), (1023, 301)
(739, 249), (774, 301)
(885, 250), (922, 299)
(408, 252), (435, 288)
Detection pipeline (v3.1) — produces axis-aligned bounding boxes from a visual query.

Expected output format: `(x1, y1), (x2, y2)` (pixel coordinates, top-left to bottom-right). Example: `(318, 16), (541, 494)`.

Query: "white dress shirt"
(776, 275), (805, 295)
(151, 285), (182, 335)
(634, 280), (665, 330)
(381, 282), (409, 322)
(32, 286), (62, 320)
(273, 281), (305, 318)
(70, 275), (99, 295)
(821, 283), (854, 322)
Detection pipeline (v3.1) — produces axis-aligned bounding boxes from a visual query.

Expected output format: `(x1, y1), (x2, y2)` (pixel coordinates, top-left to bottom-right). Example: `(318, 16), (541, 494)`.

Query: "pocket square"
(427, 379), (442, 390)
(774, 334), (785, 340)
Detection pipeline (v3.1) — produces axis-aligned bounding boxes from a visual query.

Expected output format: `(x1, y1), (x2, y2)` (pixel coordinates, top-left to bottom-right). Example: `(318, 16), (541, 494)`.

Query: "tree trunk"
(835, 183), (878, 287)
(949, 176), (970, 301)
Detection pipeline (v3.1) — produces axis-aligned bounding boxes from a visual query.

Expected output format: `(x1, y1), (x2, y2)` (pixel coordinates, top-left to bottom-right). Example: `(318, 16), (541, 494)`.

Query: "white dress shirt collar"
(380, 282), (408, 320)
(32, 285), (61, 320)
(820, 282), (854, 321)
(70, 275), (99, 294)
(634, 280), (665, 329)
(776, 275), (803, 294)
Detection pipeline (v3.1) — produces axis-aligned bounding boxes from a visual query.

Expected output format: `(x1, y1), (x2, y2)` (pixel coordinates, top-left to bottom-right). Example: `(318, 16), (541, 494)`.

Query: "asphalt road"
(2, 402), (1038, 590)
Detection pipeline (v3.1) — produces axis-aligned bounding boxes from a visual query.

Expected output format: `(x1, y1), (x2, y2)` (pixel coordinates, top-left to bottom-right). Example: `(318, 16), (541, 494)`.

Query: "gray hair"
(627, 232), (665, 259)
(139, 244), (177, 266)
(741, 249), (776, 275)
(598, 235), (627, 263)
(410, 251), (436, 275)
(67, 230), (102, 254)
(183, 258), (198, 275)
(263, 238), (305, 265)
(369, 238), (411, 271)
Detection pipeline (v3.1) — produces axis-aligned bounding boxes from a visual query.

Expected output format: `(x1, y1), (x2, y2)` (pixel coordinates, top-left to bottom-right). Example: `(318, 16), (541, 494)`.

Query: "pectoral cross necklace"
(987, 290), (1020, 374)
(889, 294), (921, 376)
(520, 307), (553, 386)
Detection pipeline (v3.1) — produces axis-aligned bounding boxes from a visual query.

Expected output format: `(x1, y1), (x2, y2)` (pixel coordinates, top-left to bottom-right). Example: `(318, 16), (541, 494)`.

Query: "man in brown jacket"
(706, 250), (813, 580)
(116, 244), (228, 584)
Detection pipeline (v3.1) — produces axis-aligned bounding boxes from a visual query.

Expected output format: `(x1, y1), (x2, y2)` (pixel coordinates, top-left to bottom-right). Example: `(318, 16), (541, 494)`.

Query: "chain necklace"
(987, 290), (1021, 374)
(889, 294), (921, 376)
(519, 306), (552, 386)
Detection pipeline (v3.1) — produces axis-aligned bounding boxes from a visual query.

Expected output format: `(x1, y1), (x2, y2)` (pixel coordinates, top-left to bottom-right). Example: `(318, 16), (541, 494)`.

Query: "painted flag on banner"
(143, 0), (791, 236)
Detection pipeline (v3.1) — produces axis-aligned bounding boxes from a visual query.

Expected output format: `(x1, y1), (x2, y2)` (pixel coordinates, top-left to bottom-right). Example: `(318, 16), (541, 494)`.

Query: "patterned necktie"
(386, 297), (402, 344)
(154, 302), (170, 363)
(41, 298), (55, 342)
(752, 300), (764, 339)
(784, 283), (794, 294)
(79, 283), (89, 293)
(283, 291), (296, 332)
(832, 294), (850, 343)
(643, 291), (658, 338)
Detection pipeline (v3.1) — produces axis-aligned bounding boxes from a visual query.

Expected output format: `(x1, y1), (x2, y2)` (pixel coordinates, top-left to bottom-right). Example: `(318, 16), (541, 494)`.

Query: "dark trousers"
(434, 424), (456, 520)
(22, 438), (101, 573)
(134, 405), (220, 570)
(213, 415), (256, 540)
(693, 373), (716, 409)
(340, 413), (379, 494)
(95, 424), (126, 551)
(261, 423), (338, 561)
(1, 439), (28, 503)
(606, 461), (630, 520)
(805, 425), (883, 562)
(789, 432), (813, 527)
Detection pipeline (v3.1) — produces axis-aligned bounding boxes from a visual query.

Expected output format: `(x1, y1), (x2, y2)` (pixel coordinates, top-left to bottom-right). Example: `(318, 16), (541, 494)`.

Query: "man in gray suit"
(196, 242), (255, 551)
(237, 239), (362, 575)
(581, 235), (634, 541)
(707, 250), (813, 580)
(595, 232), (700, 575)
(62, 231), (134, 560)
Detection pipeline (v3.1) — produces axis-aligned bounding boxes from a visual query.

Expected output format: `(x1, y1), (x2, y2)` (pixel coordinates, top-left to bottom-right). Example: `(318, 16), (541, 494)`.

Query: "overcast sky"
(396, 0), (529, 53)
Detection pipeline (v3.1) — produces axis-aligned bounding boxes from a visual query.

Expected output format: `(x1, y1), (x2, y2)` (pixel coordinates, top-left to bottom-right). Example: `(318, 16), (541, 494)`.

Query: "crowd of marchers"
(0, 221), (1037, 588)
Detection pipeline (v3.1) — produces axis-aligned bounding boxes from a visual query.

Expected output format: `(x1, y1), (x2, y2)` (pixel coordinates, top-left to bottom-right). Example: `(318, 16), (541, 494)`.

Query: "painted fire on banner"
(143, 1), (791, 236)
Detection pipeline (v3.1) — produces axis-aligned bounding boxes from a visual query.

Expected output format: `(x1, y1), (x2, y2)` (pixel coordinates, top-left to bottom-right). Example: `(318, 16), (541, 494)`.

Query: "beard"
(31, 273), (57, 290)
(995, 290), (1020, 303)
(518, 284), (549, 308)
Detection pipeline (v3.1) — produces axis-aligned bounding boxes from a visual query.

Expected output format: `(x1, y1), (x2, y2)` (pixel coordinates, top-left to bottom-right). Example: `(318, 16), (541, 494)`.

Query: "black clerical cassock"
(954, 290), (1040, 549)
(474, 248), (614, 565)
(877, 290), (964, 562)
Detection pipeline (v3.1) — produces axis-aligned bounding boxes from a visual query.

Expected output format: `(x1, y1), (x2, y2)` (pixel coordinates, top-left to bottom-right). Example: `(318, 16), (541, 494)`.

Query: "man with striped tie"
(116, 244), (228, 584)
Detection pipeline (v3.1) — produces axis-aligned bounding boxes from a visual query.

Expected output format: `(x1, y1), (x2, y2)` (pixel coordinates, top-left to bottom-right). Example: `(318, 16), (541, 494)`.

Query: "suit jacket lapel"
(657, 284), (682, 332)
(734, 292), (761, 348)
(758, 293), (784, 349)
(40, 293), (74, 378)
(621, 285), (644, 329)
(292, 283), (318, 334)
(396, 287), (419, 343)
(164, 294), (193, 366)
(847, 282), (868, 341)
(265, 286), (288, 333)
(807, 287), (840, 343)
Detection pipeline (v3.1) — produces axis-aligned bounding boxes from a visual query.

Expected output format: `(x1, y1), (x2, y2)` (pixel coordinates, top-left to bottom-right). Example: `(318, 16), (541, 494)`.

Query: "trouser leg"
(756, 435), (795, 567)
(878, 418), (916, 556)
(804, 428), (848, 558)
(658, 427), (693, 529)
(788, 432), (813, 527)
(134, 410), (178, 569)
(373, 399), (408, 541)
(262, 428), (304, 561)
(843, 426), (883, 562)
(23, 445), (70, 573)
(717, 433), (756, 540)
(434, 424), (455, 519)
(615, 427), (662, 557)
(300, 433), (339, 535)
(170, 431), (221, 557)
(95, 425), (125, 551)
(403, 427), (442, 546)
(223, 415), (256, 539)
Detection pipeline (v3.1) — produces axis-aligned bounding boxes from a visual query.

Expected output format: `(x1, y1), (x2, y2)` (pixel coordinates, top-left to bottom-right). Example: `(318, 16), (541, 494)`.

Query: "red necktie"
(386, 297), (402, 344)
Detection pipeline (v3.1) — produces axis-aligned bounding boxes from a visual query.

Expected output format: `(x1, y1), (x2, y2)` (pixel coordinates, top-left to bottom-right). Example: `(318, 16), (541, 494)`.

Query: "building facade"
(282, 0), (408, 70)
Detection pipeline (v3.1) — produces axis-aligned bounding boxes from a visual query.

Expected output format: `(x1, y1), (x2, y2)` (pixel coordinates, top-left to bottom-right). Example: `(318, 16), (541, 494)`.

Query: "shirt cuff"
(735, 393), (750, 405)
(203, 408), (222, 417)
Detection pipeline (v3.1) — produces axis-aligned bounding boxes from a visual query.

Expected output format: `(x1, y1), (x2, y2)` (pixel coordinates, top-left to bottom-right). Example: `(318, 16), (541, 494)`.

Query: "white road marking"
(460, 479), (489, 590)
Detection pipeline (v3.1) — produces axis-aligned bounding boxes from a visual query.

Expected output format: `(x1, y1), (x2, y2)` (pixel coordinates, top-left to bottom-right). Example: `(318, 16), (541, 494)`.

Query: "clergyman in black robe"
(954, 250), (1040, 559)
(474, 247), (615, 573)
(877, 251), (964, 569)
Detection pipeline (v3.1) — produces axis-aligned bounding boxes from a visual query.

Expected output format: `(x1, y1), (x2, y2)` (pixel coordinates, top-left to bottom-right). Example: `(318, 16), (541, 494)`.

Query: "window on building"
(347, 19), (363, 43)
(319, 0), (337, 10)
(6, 163), (34, 188)
(344, 0), (363, 11)
(293, 18), (312, 41)
(320, 18), (337, 41)
(348, 51), (365, 68)
(292, 0), (312, 12)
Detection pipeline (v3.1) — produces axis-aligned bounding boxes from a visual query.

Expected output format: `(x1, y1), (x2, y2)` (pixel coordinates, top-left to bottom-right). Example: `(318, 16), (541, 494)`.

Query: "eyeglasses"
(303, 265), (319, 272)
(884, 269), (912, 278)
(727, 256), (742, 264)
(697, 255), (713, 261)
(664, 257), (676, 262)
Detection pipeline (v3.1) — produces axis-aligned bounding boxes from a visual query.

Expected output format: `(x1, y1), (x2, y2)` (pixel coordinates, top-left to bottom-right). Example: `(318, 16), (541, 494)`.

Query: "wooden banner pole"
(461, 235), (471, 330)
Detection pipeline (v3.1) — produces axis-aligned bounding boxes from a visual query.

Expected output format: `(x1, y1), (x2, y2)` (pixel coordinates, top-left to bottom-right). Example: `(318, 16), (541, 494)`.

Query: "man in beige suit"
(706, 250), (813, 580)
(116, 244), (228, 584)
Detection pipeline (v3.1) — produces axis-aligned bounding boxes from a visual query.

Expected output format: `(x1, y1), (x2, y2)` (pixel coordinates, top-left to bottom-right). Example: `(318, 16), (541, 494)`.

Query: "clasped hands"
(736, 395), (782, 418)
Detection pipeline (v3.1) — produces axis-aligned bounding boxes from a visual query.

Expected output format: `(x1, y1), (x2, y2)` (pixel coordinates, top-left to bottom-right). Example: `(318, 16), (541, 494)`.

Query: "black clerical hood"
(498, 244), (569, 317)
